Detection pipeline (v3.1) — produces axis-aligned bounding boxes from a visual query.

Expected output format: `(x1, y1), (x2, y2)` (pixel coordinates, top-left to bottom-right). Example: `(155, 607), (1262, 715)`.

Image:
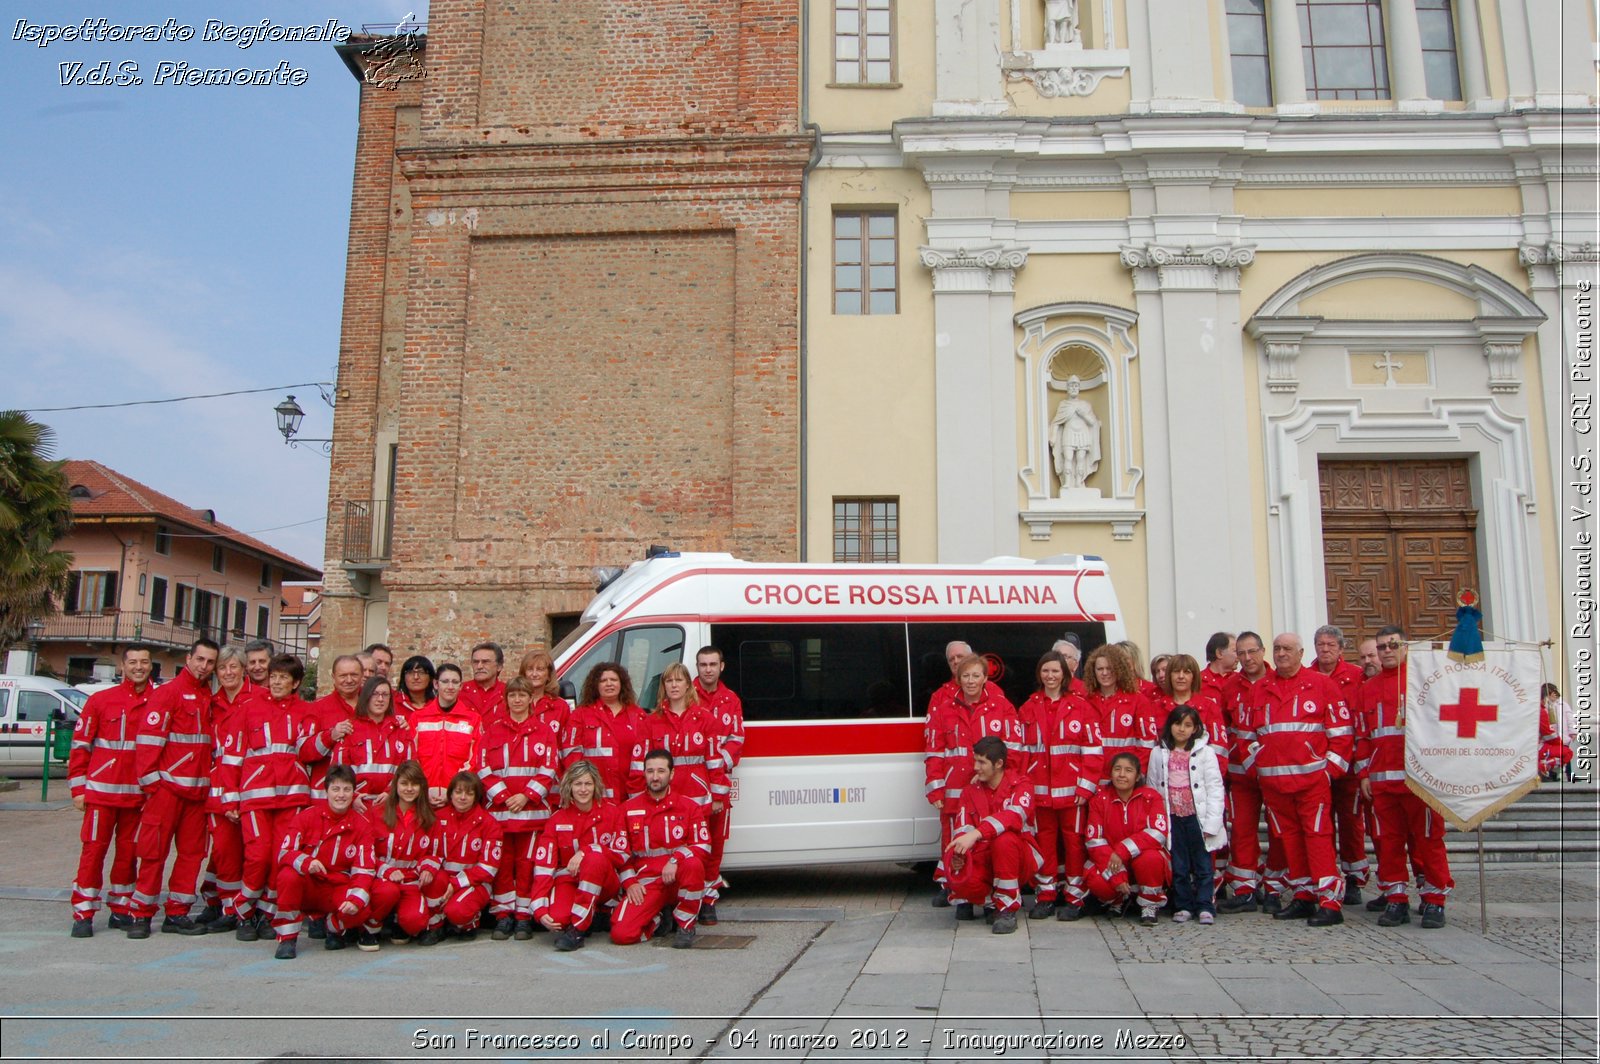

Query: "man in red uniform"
(1313, 624), (1370, 905)
(364, 643), (394, 683)
(244, 640), (274, 691)
(1358, 625), (1454, 928)
(69, 643), (156, 937)
(461, 642), (508, 721)
(127, 638), (219, 937)
(270, 765), (377, 959)
(297, 654), (362, 802)
(1200, 632), (1237, 702)
(1217, 631), (1285, 913)
(1050, 639), (1090, 696)
(610, 749), (712, 949)
(1357, 637), (1381, 679)
(944, 735), (1041, 935)
(921, 640), (970, 907)
(1246, 632), (1353, 926)
(692, 646), (742, 921)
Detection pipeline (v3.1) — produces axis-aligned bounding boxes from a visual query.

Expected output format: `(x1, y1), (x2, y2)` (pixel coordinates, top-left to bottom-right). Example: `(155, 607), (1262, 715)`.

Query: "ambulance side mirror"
(558, 678), (577, 702)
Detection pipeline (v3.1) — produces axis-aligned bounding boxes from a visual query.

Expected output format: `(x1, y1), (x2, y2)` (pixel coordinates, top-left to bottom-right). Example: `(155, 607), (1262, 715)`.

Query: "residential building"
(278, 584), (323, 666)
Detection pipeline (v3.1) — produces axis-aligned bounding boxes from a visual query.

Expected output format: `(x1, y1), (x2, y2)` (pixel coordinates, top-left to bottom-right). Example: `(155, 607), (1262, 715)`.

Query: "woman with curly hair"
(562, 663), (649, 802)
(1084, 643), (1161, 778)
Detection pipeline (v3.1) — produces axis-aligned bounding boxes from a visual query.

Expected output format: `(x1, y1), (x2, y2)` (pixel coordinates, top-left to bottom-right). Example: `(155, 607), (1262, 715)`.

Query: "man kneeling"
(942, 735), (1041, 935)
(271, 765), (376, 959)
(610, 749), (710, 949)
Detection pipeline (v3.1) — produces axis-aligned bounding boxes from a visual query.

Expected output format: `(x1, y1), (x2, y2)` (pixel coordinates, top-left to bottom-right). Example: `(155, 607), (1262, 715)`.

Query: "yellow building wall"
(808, 0), (935, 129)
(1234, 186), (1524, 218)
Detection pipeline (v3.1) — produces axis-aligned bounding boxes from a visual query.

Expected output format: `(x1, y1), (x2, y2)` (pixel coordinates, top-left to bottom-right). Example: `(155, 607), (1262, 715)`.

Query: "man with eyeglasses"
(462, 642), (508, 721)
(1313, 625), (1370, 907)
(1356, 626), (1453, 929)
(1217, 632), (1287, 913)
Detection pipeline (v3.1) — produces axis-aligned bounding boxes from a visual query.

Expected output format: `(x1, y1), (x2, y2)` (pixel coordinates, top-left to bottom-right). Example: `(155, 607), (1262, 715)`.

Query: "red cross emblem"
(1439, 688), (1498, 739)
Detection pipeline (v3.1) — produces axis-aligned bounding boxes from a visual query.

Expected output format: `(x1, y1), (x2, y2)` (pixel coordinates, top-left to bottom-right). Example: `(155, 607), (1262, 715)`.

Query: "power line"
(158, 516), (327, 538)
(16, 383), (332, 413)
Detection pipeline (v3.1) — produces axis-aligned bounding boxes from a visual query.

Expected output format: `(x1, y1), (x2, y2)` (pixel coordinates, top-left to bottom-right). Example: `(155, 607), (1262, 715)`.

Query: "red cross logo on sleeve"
(1439, 688), (1498, 739)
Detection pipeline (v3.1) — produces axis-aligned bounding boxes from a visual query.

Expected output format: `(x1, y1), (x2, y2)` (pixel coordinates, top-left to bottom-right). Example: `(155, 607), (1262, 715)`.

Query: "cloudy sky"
(4, 1), (425, 569)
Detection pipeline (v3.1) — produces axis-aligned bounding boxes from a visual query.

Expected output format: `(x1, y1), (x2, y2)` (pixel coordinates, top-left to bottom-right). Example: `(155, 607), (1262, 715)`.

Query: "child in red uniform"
(270, 765), (377, 960)
(420, 771), (504, 943)
(531, 760), (628, 951)
(365, 760), (441, 947)
(1084, 752), (1171, 925)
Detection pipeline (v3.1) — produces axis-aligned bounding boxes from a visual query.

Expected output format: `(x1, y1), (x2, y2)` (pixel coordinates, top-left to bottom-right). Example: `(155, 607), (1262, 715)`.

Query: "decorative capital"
(1519, 240), (1598, 266)
(1120, 241), (1257, 270)
(1246, 315), (1322, 396)
(920, 243), (1030, 293)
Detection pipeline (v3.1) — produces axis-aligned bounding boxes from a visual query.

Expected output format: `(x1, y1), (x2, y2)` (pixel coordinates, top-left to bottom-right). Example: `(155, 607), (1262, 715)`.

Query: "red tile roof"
(281, 584), (322, 619)
(63, 460), (321, 580)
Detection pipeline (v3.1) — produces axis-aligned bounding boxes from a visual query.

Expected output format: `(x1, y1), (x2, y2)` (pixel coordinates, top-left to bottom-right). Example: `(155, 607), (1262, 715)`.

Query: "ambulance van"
(550, 552), (1128, 870)
(0, 675), (87, 765)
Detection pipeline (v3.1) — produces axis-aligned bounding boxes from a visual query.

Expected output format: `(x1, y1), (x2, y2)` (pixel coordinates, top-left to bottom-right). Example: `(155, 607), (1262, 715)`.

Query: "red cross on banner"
(1439, 688), (1499, 739)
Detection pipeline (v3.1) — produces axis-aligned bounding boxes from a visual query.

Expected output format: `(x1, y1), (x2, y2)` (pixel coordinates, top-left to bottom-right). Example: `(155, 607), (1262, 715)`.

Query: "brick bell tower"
(323, 2), (810, 668)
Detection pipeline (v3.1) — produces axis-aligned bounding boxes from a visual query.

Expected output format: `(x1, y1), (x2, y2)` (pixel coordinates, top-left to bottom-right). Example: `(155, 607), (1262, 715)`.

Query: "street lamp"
(274, 394), (332, 455)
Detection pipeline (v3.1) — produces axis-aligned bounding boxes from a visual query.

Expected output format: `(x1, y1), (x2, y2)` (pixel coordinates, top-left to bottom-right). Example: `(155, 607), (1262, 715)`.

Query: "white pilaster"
(934, 0), (1007, 115)
(1384, 0), (1434, 109)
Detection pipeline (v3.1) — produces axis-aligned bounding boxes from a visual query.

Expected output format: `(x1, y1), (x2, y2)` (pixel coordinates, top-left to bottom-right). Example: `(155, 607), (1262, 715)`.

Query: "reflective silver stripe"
(982, 815), (1007, 836)
(84, 781), (143, 795)
(1371, 727), (1404, 739)
(495, 766), (550, 777)
(992, 877), (1019, 890)
(1369, 770), (1407, 782)
(1048, 744), (1096, 755)
(1257, 761), (1326, 776)
(255, 744), (299, 756)
(442, 861), (470, 872)
(93, 740), (138, 752)
(419, 719), (476, 736)
(673, 756), (706, 766)
(1257, 723), (1323, 735)
(238, 784), (310, 801)
(346, 762), (400, 776)
(583, 746), (615, 757)
(639, 846), (678, 858)
(1047, 786), (1076, 798)
(169, 732), (210, 744)
(384, 859), (419, 870)
(159, 773), (209, 788)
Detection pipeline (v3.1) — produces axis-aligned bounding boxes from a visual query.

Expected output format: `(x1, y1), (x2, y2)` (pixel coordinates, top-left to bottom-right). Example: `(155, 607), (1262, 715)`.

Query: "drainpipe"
(798, 0), (821, 561)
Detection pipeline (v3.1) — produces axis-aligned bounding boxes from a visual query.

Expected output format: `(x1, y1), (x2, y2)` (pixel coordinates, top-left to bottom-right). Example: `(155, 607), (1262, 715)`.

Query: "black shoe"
(1055, 903), (1083, 922)
(71, 918), (94, 938)
(1343, 875), (1363, 906)
(205, 914), (239, 935)
(1366, 895), (1390, 912)
(1307, 907), (1344, 927)
(164, 914), (207, 936)
(357, 930), (380, 952)
(491, 917), (514, 941)
(417, 928), (444, 947)
(322, 928), (347, 950)
(513, 919), (534, 941)
(554, 929), (585, 952)
(235, 918), (260, 943)
(1217, 893), (1258, 914)
(107, 911), (132, 931)
(196, 903), (223, 927)
(1377, 902), (1411, 927)
(126, 917), (152, 940)
(1419, 903), (1446, 929)
(307, 916), (326, 940)
(983, 906), (997, 925)
(1273, 899), (1316, 921)
(1260, 893), (1283, 916)
(931, 893), (951, 908)
(991, 912), (1018, 935)
(954, 902), (977, 921)
(672, 927), (696, 949)
(700, 902), (718, 926)
(1028, 899), (1056, 920)
(274, 937), (297, 960)
(452, 924), (477, 943)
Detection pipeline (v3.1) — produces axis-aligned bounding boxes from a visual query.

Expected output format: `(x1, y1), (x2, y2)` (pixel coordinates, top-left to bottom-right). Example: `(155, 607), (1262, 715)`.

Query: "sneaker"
(1028, 899), (1056, 919)
(553, 929), (585, 952)
(1377, 901), (1411, 927)
(1419, 903), (1446, 929)
(307, 917), (327, 940)
(71, 918), (94, 938)
(1217, 893), (1258, 914)
(1198, 911), (1214, 925)
(1307, 906), (1344, 927)
(205, 914), (239, 935)
(954, 902), (977, 921)
(491, 917), (515, 941)
(107, 912), (133, 931)
(1343, 875), (1363, 906)
(324, 929), (347, 951)
(235, 918), (260, 943)
(417, 928), (444, 947)
(356, 930), (380, 952)
(163, 914), (207, 936)
(513, 919), (534, 941)
(672, 927), (696, 949)
(1139, 906), (1158, 926)
(991, 912), (1018, 935)
(700, 902), (719, 927)
(126, 917), (152, 940)
(931, 893), (951, 909)
(1055, 903), (1083, 922)
(274, 937), (297, 960)
(1365, 894), (1389, 912)
(1172, 910), (1192, 924)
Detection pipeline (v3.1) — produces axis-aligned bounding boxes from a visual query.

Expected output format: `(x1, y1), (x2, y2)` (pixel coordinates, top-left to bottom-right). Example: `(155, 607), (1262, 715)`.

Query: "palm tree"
(0, 411), (73, 648)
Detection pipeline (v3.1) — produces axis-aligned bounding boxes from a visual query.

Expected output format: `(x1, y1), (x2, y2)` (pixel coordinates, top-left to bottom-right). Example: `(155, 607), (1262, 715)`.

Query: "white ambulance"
(550, 552), (1128, 870)
(0, 675), (87, 765)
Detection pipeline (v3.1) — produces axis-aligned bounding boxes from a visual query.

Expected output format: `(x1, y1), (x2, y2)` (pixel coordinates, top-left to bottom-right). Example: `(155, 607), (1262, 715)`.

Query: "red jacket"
(69, 678), (153, 808)
(1089, 688), (1161, 777)
(1354, 665), (1406, 792)
(532, 695), (571, 746)
(368, 804), (441, 883)
(950, 766), (1036, 841)
(1086, 784), (1169, 864)
(477, 713), (561, 835)
(563, 702), (649, 803)
(135, 668), (214, 801)
(646, 704), (727, 808)
(297, 692), (359, 800)
(395, 690), (430, 721)
(923, 686), (1023, 807)
(460, 679), (507, 721)
(694, 681), (745, 771)
(618, 788), (710, 885)
(1317, 659), (1366, 702)
(530, 800), (628, 921)
(235, 692), (313, 813)
(1199, 665), (1234, 704)
(1220, 671), (1271, 780)
(208, 684), (256, 813)
(332, 715), (413, 801)
(433, 803), (504, 894)
(277, 802), (378, 908)
(1244, 667), (1354, 792)
(1020, 691), (1103, 809)
(411, 701), (484, 791)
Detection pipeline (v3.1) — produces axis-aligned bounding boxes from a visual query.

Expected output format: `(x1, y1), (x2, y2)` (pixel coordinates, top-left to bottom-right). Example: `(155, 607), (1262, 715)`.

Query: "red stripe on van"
(742, 720), (924, 758)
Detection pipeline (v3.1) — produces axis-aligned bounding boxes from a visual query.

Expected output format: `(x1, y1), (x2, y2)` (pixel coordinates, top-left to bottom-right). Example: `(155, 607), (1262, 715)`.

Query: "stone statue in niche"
(1049, 375), (1101, 494)
(1044, 0), (1081, 48)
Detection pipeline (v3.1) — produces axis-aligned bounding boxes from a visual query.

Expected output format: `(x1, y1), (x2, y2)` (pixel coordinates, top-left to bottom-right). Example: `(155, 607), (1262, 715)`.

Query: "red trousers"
(1225, 777), (1287, 897)
(424, 874), (492, 930)
(706, 804), (731, 899)
(236, 807), (298, 920)
(271, 866), (371, 940)
(610, 856), (706, 944)
(1329, 777), (1370, 883)
(1262, 776), (1341, 909)
(490, 831), (538, 918)
(935, 807), (957, 888)
(368, 876), (434, 937)
(1372, 789), (1453, 906)
(72, 803), (142, 918)
(201, 813), (245, 916)
(131, 789), (208, 918)
(1084, 849), (1169, 909)
(533, 852), (621, 933)
(945, 832), (1041, 914)
(1033, 805), (1089, 905)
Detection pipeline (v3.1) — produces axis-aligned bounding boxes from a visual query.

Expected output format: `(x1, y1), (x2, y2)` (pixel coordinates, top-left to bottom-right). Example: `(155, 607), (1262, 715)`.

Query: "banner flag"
(1404, 645), (1543, 830)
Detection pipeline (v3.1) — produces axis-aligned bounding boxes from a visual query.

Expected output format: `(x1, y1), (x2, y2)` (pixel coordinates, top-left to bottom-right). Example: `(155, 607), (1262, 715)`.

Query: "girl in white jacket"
(1147, 707), (1226, 924)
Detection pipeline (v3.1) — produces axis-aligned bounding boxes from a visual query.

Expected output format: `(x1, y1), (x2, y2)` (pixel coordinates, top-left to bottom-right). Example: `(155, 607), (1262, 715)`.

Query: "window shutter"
(103, 571), (119, 611)
(65, 572), (81, 614)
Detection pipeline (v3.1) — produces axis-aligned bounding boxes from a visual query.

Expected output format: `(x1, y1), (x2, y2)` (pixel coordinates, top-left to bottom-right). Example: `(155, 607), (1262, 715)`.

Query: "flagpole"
(1477, 827), (1487, 931)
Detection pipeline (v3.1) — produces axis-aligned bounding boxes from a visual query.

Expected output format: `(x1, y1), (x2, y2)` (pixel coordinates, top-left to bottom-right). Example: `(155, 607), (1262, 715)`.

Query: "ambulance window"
(907, 621), (1106, 713)
(561, 634), (619, 695)
(712, 622), (910, 722)
(617, 626), (685, 710)
(16, 691), (58, 721)
(0, 688), (10, 718)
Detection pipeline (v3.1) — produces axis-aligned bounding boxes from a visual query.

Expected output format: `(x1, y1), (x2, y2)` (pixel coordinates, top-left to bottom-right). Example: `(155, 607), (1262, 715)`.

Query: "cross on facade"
(1439, 687), (1498, 739)
(1374, 351), (1405, 386)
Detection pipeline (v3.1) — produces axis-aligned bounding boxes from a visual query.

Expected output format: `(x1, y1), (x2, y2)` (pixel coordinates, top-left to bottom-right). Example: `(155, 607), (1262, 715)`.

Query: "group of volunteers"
(926, 625), (1574, 935)
(66, 639), (743, 959)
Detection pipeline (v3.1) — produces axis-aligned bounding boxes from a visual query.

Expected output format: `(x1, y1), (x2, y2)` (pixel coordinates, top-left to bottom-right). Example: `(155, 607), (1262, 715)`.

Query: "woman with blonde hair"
(518, 648), (572, 748)
(529, 760), (627, 951)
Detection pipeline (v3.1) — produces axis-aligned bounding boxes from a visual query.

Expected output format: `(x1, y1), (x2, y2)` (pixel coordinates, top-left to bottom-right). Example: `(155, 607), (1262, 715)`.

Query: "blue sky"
(3, 1), (424, 570)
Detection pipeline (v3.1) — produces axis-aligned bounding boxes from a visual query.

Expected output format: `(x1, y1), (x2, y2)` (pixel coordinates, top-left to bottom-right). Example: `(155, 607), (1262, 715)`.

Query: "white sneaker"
(1198, 911), (1214, 925)
(1172, 910), (1192, 923)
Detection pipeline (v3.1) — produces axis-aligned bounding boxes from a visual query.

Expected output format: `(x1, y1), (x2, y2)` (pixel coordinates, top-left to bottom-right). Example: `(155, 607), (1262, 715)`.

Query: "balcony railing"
(37, 611), (309, 658)
(341, 499), (394, 565)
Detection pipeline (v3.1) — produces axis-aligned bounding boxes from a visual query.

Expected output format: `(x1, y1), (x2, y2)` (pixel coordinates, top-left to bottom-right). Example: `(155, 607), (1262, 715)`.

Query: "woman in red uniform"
(1021, 651), (1103, 921)
(563, 664), (649, 803)
(231, 654), (312, 940)
(1085, 644), (1161, 776)
(1154, 653), (1228, 778)
(646, 663), (725, 812)
(1084, 751), (1171, 925)
(334, 676), (412, 808)
(365, 760), (440, 947)
(412, 664), (483, 808)
(531, 760), (628, 951)
(519, 649), (572, 752)
(478, 676), (561, 940)
(198, 646), (254, 933)
(395, 656), (436, 720)
(421, 770), (504, 943)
